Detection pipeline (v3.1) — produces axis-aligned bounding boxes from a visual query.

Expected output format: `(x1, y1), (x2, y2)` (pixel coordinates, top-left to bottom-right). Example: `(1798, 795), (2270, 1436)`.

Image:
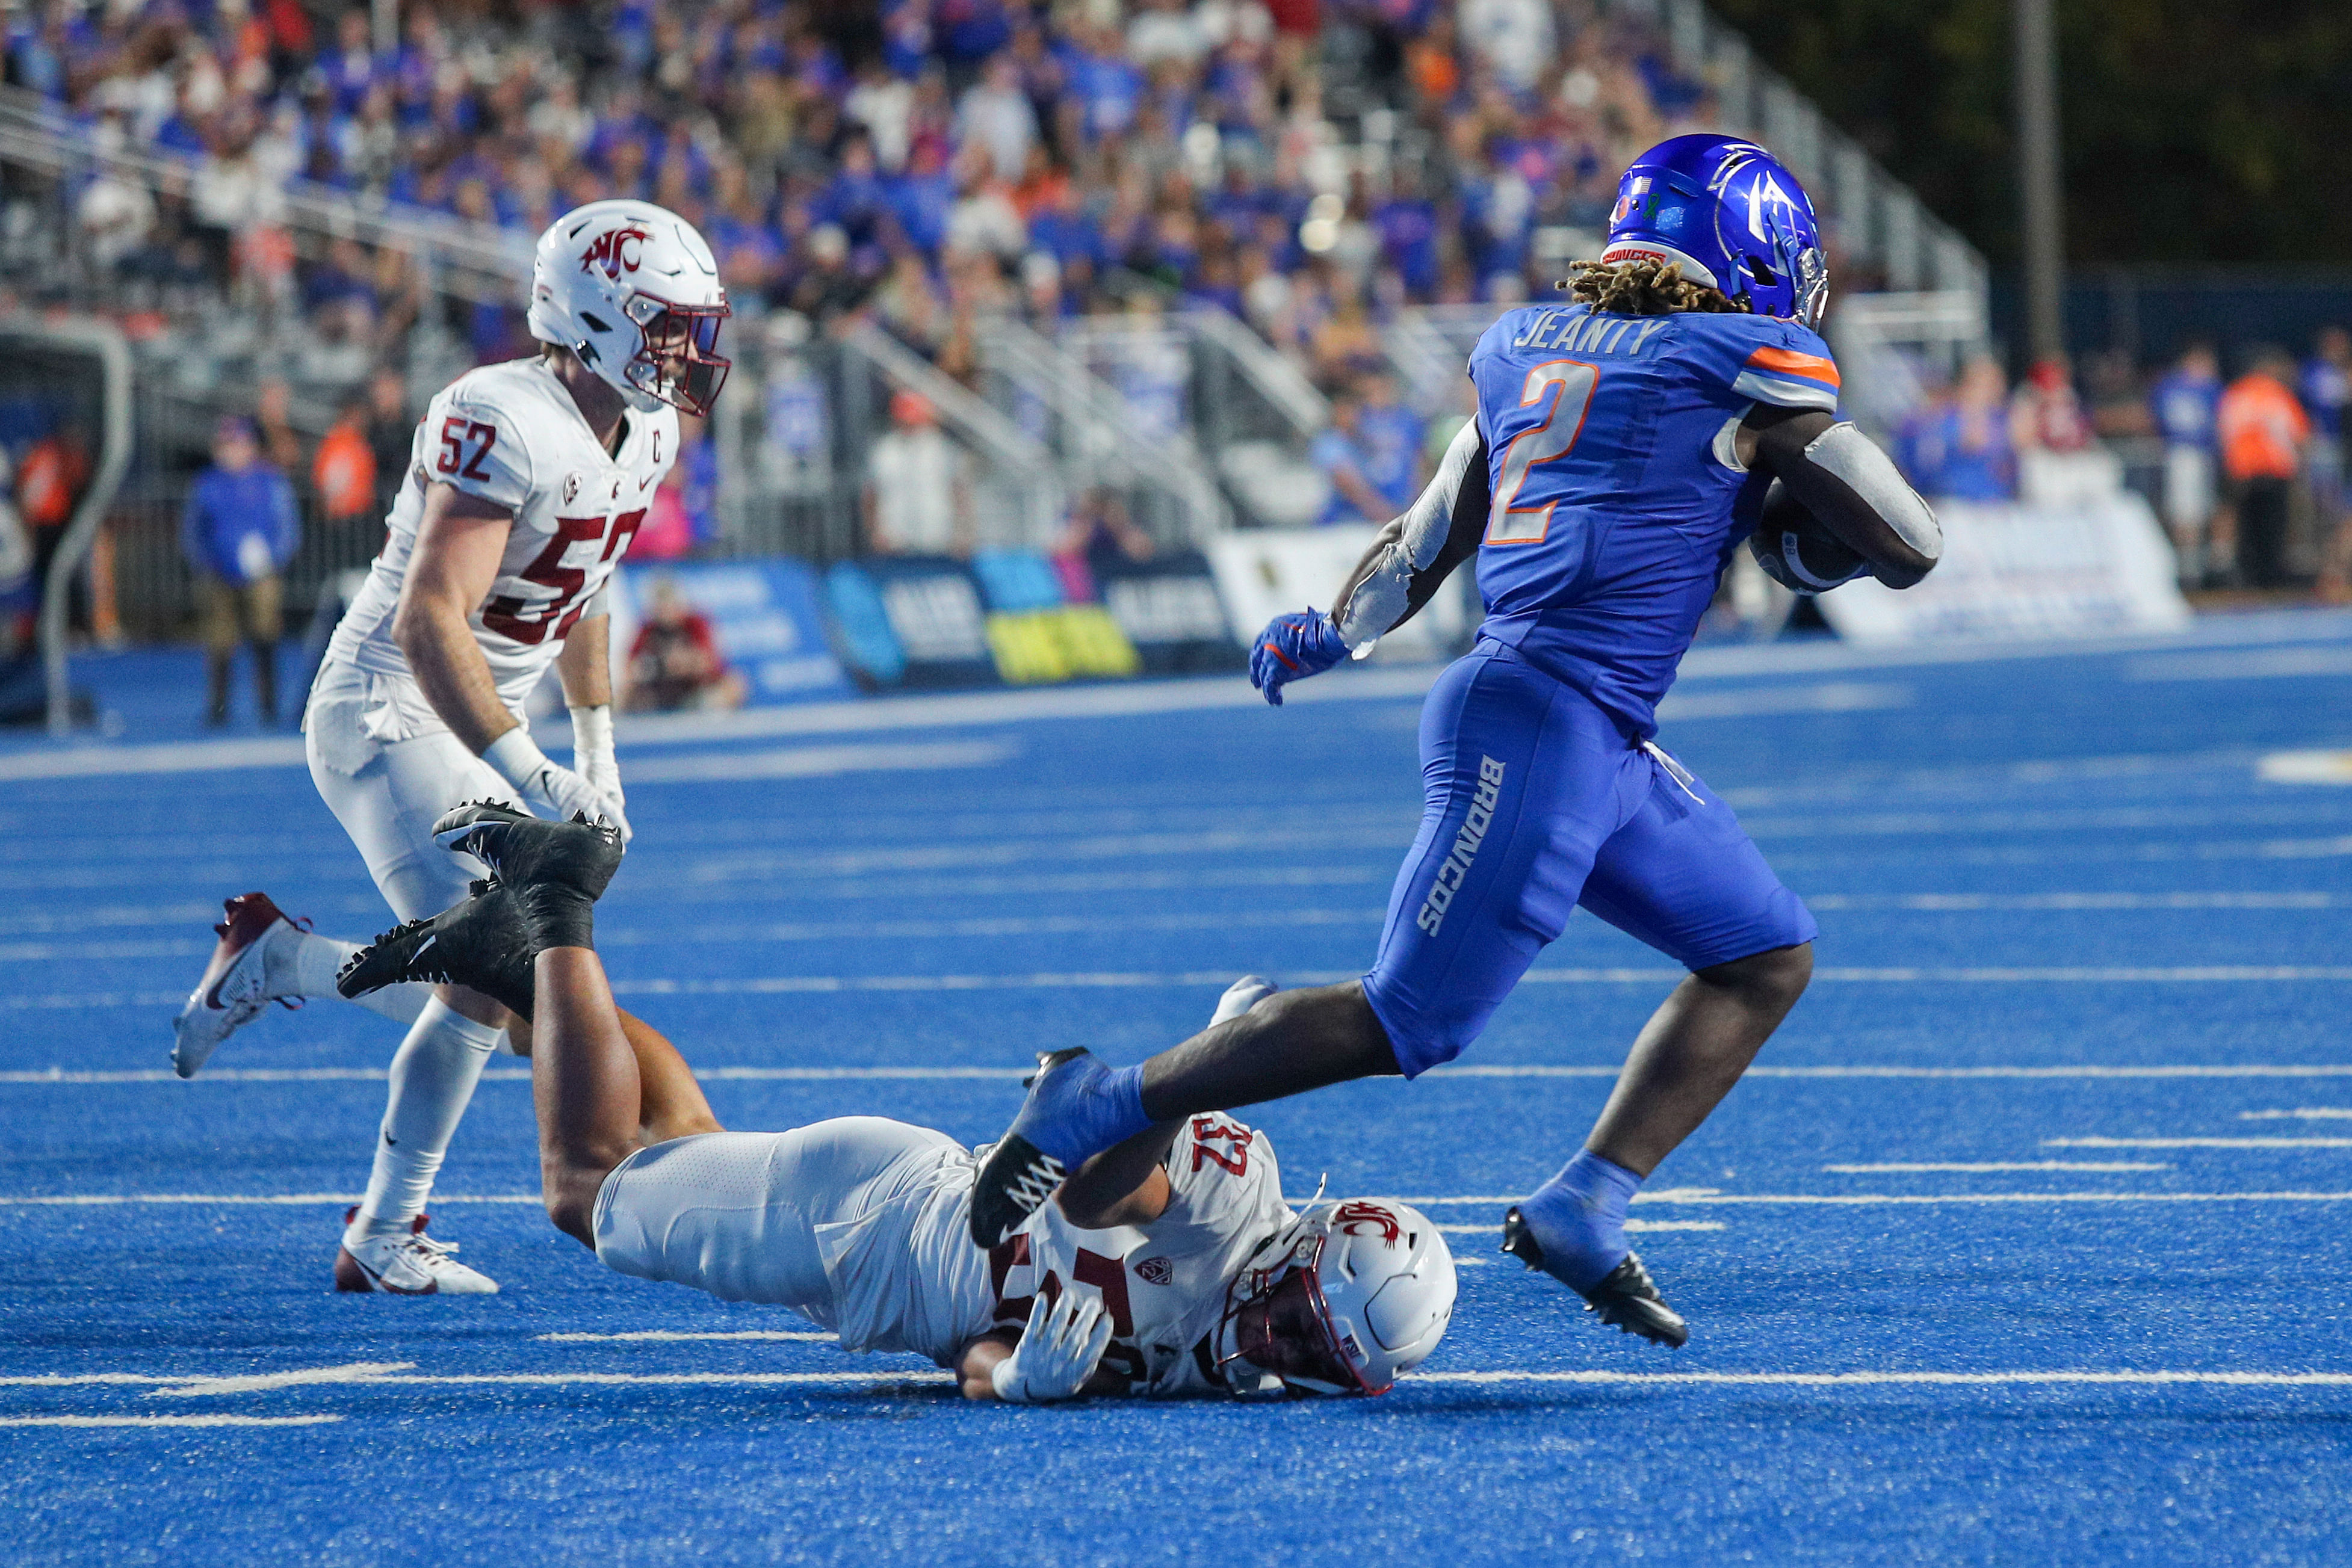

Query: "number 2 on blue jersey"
(1487, 360), (1600, 545)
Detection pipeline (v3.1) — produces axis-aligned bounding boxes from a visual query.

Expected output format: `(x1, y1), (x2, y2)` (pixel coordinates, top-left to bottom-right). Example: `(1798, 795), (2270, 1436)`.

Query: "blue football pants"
(1361, 640), (1817, 1076)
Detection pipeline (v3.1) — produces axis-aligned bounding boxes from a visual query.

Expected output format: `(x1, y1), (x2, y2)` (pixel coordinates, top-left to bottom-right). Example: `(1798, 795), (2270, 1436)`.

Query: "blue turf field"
(5, 614), (2352, 1564)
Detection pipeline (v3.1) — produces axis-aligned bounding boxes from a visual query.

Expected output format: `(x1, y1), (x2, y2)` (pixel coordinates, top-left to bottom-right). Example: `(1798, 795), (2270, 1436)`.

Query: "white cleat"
(1210, 975), (1279, 1026)
(334, 1209), (499, 1295)
(172, 892), (304, 1079)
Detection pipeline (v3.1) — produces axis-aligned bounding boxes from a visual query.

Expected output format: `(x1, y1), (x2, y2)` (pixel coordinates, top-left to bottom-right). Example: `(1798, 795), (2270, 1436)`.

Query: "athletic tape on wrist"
(568, 704), (615, 774)
(481, 726), (554, 795)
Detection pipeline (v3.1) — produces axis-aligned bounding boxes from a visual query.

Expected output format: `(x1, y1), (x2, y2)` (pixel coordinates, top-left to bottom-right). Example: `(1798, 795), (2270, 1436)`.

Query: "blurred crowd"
(5, 0), (1724, 382)
(1891, 330), (2352, 597)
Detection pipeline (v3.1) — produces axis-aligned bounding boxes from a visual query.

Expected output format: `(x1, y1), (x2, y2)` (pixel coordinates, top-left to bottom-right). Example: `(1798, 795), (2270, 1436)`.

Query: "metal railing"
(977, 317), (1228, 545)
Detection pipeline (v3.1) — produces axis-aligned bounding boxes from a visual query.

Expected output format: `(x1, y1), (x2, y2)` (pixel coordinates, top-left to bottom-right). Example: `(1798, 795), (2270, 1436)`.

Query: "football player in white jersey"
(338, 804), (1458, 1400)
(169, 202), (731, 1295)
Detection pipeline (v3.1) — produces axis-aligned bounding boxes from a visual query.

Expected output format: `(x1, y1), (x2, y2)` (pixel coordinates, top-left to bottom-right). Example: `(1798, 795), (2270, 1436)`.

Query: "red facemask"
(623, 293), (731, 416)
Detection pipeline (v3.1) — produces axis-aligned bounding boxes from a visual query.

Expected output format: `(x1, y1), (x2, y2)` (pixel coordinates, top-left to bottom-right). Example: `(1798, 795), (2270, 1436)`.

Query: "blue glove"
(1249, 609), (1348, 706)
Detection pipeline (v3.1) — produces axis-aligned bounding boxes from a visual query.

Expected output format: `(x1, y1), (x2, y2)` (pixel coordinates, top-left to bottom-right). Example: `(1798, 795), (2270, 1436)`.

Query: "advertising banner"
(1816, 493), (2191, 646)
(1095, 550), (1243, 675)
(607, 559), (850, 709)
(826, 557), (1001, 690)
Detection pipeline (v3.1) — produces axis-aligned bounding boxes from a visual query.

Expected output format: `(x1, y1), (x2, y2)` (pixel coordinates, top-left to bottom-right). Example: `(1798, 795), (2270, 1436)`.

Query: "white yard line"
(1407, 1369), (2352, 1389)
(0, 1194), (539, 1206)
(2240, 1109), (2352, 1120)
(1630, 1190), (2352, 1206)
(1430, 1221), (1725, 1236)
(16, 1186), (2341, 1211)
(537, 1331), (835, 1344)
(150, 1369), (951, 1395)
(0, 1414), (343, 1428)
(15, 965), (2352, 1013)
(1803, 892), (2345, 910)
(2046, 1137), (2352, 1150)
(1822, 1161), (2170, 1173)
(11, 1063), (2352, 1088)
(621, 740), (1018, 783)
(21, 1361), (2351, 1403)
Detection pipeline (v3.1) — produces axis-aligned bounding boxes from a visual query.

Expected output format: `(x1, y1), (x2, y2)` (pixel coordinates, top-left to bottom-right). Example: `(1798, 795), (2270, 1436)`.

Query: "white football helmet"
(1214, 1199), (1456, 1397)
(527, 200), (731, 417)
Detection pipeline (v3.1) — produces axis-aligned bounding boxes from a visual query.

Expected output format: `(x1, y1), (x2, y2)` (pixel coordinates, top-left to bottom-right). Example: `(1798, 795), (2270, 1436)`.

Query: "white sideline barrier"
(1819, 492), (2190, 646)
(1204, 526), (1470, 662)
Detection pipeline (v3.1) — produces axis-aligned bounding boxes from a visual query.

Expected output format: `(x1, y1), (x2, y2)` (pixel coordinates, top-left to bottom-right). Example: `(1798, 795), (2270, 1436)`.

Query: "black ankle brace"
(516, 883), (596, 955)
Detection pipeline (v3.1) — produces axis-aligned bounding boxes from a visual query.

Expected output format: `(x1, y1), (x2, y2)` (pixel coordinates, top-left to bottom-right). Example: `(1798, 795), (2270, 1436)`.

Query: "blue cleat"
(968, 1048), (1147, 1248)
(1500, 1205), (1689, 1348)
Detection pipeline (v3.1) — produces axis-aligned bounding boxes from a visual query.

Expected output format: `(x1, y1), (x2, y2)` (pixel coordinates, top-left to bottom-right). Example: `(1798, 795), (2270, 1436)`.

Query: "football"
(1747, 480), (1871, 594)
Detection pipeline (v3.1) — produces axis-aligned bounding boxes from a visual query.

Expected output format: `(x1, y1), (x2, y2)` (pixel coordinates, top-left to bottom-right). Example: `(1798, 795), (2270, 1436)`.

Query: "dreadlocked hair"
(1560, 259), (1739, 316)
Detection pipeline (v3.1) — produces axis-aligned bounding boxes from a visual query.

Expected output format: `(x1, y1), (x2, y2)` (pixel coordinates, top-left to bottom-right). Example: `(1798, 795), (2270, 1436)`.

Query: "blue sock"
(1026, 1058), (1152, 1166)
(1089, 1062), (1151, 1155)
(1518, 1149), (1643, 1292)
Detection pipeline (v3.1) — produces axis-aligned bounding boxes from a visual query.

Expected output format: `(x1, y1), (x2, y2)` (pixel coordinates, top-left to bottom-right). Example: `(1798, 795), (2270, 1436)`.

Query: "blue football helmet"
(1595, 134), (1830, 327)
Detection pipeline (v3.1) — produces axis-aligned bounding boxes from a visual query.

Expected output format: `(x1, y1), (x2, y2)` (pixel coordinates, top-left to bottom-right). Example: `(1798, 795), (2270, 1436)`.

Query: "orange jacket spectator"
(16, 433), (88, 531)
(312, 416), (378, 523)
(2218, 368), (2309, 481)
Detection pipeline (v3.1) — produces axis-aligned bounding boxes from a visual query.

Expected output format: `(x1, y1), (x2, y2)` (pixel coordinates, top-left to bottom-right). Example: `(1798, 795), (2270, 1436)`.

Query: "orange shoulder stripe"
(1745, 346), (1842, 386)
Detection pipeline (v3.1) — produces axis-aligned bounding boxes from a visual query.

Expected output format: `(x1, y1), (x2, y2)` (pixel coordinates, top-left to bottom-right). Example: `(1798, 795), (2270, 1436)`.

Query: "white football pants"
(593, 1119), (963, 1316)
(306, 662), (527, 1231)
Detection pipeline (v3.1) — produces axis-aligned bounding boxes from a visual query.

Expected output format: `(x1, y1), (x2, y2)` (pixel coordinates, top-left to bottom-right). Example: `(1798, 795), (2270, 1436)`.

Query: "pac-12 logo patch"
(580, 225), (651, 280)
(1136, 1256), (1172, 1286)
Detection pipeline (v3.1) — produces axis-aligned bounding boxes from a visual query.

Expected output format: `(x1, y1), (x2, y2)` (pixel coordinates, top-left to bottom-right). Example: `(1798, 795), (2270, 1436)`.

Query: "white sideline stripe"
(1429, 1065), (2352, 1080)
(45, 1364), (2352, 1399)
(596, 966), (2352, 998)
(12, 1063), (2352, 1087)
(2241, 1108), (2352, 1120)
(15, 965), (2352, 1013)
(13, 1187), (2348, 1211)
(2131, 647), (2352, 681)
(0, 894), (2332, 958)
(0, 1415), (344, 1428)
(537, 1331), (836, 1344)
(1803, 891), (2345, 910)
(2046, 1137), (2352, 1150)
(1406, 1370), (2352, 1390)
(156, 1370), (955, 1395)
(0, 736), (309, 781)
(2258, 750), (2352, 785)
(1823, 1161), (2171, 1173)
(0, 1362), (410, 1389)
(150, 1363), (417, 1396)
(1630, 1190), (2352, 1206)
(0, 1194), (537, 1206)
(622, 740), (1018, 783)
(1430, 1221), (1724, 1235)
(1654, 682), (1911, 719)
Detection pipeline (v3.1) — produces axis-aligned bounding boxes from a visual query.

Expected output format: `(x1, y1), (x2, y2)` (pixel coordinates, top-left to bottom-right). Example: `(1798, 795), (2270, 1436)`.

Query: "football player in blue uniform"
(968, 135), (1945, 1346)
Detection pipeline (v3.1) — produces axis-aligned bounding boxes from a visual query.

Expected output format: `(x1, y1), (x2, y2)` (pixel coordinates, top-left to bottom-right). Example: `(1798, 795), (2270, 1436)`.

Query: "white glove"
(481, 726), (626, 838)
(567, 703), (631, 842)
(989, 1290), (1113, 1404)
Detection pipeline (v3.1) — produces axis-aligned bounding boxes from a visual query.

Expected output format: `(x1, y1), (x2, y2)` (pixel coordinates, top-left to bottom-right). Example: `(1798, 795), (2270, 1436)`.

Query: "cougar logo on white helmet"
(1216, 1198), (1456, 1397)
(528, 200), (731, 418)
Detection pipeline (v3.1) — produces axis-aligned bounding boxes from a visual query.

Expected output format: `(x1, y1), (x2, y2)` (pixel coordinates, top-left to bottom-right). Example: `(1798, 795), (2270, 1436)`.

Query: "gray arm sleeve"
(1798, 421), (1943, 563)
(1336, 416), (1485, 649)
